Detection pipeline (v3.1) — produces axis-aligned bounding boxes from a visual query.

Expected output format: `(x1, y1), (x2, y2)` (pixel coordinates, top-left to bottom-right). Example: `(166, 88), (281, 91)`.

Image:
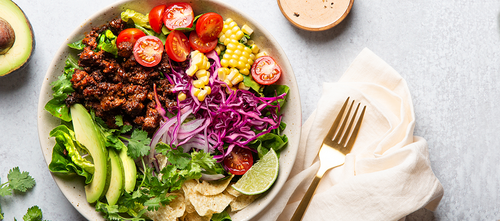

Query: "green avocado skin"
(0, 0), (35, 77)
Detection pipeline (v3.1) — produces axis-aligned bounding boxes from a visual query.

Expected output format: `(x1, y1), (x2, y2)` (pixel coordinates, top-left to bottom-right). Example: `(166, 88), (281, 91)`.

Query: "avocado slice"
(0, 0), (35, 76)
(70, 104), (108, 203)
(118, 146), (137, 193)
(105, 149), (124, 205)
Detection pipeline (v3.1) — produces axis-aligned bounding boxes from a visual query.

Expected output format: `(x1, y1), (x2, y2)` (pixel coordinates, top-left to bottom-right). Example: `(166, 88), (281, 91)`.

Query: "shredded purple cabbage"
(150, 50), (286, 162)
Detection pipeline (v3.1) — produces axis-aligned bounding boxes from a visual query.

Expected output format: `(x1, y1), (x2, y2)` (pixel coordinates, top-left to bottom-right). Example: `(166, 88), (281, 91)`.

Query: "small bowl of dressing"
(277, 0), (354, 31)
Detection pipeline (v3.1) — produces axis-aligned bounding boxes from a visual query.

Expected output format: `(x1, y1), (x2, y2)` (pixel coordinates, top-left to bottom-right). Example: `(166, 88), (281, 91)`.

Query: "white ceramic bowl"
(37, 0), (301, 220)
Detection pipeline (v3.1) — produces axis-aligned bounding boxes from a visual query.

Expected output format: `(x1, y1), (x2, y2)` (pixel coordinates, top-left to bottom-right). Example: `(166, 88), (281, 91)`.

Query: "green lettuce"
(44, 55), (79, 122)
(48, 125), (93, 184)
(121, 9), (151, 29)
(97, 30), (118, 56)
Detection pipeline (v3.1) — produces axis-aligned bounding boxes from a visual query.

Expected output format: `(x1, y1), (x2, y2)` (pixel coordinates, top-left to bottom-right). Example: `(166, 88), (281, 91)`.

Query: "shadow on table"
(285, 2), (355, 44)
(405, 208), (435, 221)
(0, 61), (33, 94)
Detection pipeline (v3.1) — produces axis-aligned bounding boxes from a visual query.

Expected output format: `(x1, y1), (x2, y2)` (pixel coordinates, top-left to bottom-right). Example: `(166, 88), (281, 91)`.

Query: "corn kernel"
(241, 24), (254, 35)
(193, 88), (201, 97)
(186, 65), (198, 77)
(250, 44), (260, 54)
(199, 76), (209, 85)
(192, 79), (205, 88)
(231, 26), (239, 33)
(240, 68), (249, 76)
(231, 73), (244, 85)
(178, 92), (186, 101)
(204, 86), (212, 94)
(235, 30), (244, 40)
(196, 70), (208, 78)
(229, 59), (238, 68)
(223, 79), (232, 87)
(197, 90), (208, 101)
(238, 82), (250, 90)
(221, 59), (229, 67)
(237, 61), (245, 69)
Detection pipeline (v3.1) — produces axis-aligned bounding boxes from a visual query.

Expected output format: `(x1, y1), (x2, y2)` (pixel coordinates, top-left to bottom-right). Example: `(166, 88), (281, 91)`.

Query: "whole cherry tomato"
(133, 36), (164, 67)
(165, 30), (190, 62)
(195, 12), (223, 42)
(163, 3), (194, 30)
(116, 28), (146, 46)
(223, 147), (254, 175)
(149, 5), (166, 33)
(251, 56), (282, 85)
(189, 31), (217, 53)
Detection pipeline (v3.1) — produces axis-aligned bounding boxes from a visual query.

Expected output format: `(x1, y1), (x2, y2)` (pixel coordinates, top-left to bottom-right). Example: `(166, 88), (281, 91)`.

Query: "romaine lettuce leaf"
(48, 125), (93, 184)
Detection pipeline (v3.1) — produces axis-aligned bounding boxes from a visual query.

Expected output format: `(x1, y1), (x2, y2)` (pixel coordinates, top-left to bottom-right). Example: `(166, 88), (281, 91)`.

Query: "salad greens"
(44, 54), (78, 122)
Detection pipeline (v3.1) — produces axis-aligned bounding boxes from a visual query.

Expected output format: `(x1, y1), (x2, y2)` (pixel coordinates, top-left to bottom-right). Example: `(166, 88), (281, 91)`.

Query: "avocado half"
(0, 0), (35, 76)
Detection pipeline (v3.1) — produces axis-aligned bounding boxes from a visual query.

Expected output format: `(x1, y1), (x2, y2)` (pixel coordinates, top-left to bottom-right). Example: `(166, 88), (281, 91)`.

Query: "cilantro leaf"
(44, 55), (78, 122)
(126, 129), (151, 159)
(22, 206), (43, 221)
(7, 167), (36, 193)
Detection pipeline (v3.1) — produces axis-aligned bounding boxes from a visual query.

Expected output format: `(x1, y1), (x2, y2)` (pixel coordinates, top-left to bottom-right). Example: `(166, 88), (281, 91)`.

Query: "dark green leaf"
(7, 167), (36, 193)
(126, 129), (151, 159)
(68, 40), (85, 50)
(22, 206), (43, 221)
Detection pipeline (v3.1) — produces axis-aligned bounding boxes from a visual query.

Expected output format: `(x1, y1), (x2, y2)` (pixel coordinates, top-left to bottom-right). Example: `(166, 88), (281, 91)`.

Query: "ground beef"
(66, 18), (179, 134)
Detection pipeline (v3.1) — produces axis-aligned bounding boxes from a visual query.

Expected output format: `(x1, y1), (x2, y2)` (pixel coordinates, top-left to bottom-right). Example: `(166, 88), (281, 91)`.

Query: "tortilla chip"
(230, 193), (261, 212)
(181, 212), (212, 221)
(196, 175), (234, 196)
(145, 192), (186, 221)
(156, 154), (168, 171)
(185, 194), (196, 213)
(183, 179), (235, 216)
(225, 183), (241, 197)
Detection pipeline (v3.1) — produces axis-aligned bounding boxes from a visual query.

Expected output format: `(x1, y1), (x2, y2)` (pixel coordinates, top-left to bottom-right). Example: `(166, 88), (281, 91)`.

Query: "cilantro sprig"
(0, 167), (36, 197)
(95, 143), (224, 220)
(1, 167), (40, 220)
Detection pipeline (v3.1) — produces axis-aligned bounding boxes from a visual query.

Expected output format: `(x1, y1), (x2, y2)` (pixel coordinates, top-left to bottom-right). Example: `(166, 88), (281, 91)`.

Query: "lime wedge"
(232, 148), (279, 195)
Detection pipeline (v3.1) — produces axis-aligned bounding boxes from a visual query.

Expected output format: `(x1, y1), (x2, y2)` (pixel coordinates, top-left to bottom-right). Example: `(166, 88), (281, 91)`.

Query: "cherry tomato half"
(116, 28), (146, 46)
(165, 30), (190, 62)
(163, 3), (194, 30)
(251, 56), (282, 85)
(196, 12), (224, 42)
(189, 31), (217, 53)
(133, 36), (164, 67)
(149, 4), (166, 33)
(223, 147), (254, 175)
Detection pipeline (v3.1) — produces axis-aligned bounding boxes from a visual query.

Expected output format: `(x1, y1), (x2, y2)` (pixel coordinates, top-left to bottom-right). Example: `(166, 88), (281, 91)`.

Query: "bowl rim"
(37, 0), (302, 220)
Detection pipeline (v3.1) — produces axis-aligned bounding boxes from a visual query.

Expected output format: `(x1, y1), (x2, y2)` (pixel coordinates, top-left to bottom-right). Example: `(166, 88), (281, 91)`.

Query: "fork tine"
(323, 97), (350, 143)
(339, 102), (360, 146)
(345, 105), (366, 149)
(333, 99), (355, 143)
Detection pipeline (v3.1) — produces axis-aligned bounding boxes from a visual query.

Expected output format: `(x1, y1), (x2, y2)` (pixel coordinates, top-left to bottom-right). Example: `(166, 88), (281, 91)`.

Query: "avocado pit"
(0, 17), (15, 55)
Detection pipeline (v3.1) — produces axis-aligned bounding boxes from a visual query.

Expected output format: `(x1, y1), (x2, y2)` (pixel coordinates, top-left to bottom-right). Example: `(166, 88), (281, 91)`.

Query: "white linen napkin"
(252, 48), (444, 221)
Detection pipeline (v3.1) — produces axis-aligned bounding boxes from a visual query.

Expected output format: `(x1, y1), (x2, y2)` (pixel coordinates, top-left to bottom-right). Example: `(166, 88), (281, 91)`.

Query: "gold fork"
(291, 97), (366, 221)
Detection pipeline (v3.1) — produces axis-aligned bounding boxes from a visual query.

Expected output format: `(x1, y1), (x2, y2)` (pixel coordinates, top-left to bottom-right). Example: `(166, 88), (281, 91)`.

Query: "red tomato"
(195, 12), (223, 42)
(188, 31), (217, 53)
(133, 36), (164, 67)
(223, 147), (254, 175)
(116, 28), (146, 46)
(165, 30), (191, 62)
(251, 56), (282, 85)
(163, 3), (194, 30)
(149, 5), (166, 33)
